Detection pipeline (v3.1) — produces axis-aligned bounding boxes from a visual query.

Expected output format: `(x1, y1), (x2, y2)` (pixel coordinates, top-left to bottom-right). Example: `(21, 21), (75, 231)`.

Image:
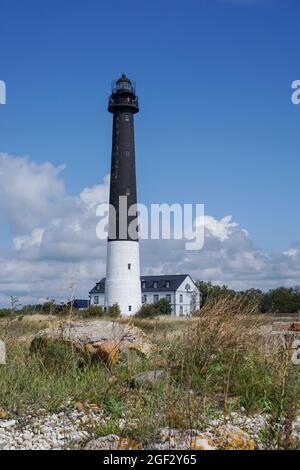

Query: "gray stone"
(84, 434), (120, 450)
(0, 420), (16, 429)
(130, 370), (167, 389)
(23, 431), (32, 441)
(30, 320), (155, 364)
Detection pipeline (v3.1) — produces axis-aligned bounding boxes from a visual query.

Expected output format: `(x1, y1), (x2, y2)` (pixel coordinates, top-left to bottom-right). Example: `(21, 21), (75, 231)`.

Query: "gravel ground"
(0, 405), (104, 450)
(1, 408), (300, 450)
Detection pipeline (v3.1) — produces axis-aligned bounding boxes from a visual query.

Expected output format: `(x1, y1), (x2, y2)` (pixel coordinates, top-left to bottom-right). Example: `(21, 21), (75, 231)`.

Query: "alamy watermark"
(0, 80), (6, 105)
(291, 340), (300, 365)
(96, 197), (205, 251)
(0, 340), (5, 365)
(291, 80), (300, 105)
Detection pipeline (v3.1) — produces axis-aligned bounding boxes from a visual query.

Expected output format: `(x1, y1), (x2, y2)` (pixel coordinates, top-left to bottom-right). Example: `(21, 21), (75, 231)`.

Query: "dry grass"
(1, 299), (300, 448)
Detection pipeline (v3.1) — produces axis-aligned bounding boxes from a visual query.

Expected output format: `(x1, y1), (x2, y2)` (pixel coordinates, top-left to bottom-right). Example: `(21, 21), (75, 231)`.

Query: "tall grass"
(1, 298), (300, 448)
(168, 296), (300, 448)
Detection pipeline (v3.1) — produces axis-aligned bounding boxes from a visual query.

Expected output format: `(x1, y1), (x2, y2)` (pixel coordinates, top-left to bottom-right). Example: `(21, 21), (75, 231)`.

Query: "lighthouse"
(105, 74), (141, 315)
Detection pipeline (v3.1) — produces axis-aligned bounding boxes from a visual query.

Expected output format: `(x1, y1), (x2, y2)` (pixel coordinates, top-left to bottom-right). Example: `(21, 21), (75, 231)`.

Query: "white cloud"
(196, 215), (239, 241)
(13, 228), (45, 251)
(0, 152), (299, 306)
(0, 153), (67, 231)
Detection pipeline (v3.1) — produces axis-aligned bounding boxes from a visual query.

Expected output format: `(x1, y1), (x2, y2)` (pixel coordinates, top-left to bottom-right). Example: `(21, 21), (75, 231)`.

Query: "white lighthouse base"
(105, 240), (141, 316)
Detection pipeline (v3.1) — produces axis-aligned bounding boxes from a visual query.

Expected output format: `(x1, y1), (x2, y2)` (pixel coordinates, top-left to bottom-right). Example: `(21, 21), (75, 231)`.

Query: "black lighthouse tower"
(105, 75), (142, 315)
(107, 74), (139, 240)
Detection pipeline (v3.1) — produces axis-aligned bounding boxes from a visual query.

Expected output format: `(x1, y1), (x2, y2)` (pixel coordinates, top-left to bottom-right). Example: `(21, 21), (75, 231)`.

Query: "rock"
(95, 340), (119, 366)
(291, 322), (300, 332)
(147, 426), (255, 450)
(130, 370), (167, 390)
(0, 409), (7, 419)
(148, 429), (216, 450)
(0, 420), (16, 429)
(30, 320), (156, 365)
(23, 431), (32, 441)
(214, 424), (255, 450)
(272, 321), (300, 333)
(257, 322), (300, 350)
(84, 435), (140, 450)
(84, 434), (118, 450)
(74, 402), (85, 412)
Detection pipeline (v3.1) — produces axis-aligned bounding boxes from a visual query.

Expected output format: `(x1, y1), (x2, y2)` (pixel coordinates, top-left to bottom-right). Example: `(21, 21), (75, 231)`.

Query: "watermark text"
(0, 80), (6, 105)
(291, 80), (300, 105)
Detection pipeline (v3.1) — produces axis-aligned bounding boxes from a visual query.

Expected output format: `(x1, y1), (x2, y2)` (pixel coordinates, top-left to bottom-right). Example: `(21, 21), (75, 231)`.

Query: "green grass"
(1, 304), (300, 449)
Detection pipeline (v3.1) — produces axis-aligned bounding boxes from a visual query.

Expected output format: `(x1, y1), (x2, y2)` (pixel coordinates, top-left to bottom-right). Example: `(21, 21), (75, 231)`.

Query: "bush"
(135, 298), (172, 318)
(81, 305), (105, 318)
(155, 298), (172, 315)
(107, 303), (121, 319)
(0, 308), (11, 318)
(135, 304), (159, 319)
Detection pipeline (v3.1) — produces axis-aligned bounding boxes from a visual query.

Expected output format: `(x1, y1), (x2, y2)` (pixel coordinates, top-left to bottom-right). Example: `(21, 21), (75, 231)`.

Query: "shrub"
(0, 308), (11, 318)
(107, 303), (121, 319)
(81, 305), (105, 318)
(155, 298), (172, 315)
(135, 298), (172, 318)
(135, 304), (159, 319)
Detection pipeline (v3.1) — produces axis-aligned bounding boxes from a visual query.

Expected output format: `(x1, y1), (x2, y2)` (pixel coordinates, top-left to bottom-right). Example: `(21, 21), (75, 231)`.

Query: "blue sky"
(0, 0), (300, 304)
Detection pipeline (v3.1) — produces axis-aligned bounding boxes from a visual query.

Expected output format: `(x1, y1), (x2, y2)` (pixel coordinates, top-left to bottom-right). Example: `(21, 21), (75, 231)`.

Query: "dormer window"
(166, 281), (170, 289)
(141, 281), (146, 289)
(96, 284), (100, 291)
(153, 281), (158, 289)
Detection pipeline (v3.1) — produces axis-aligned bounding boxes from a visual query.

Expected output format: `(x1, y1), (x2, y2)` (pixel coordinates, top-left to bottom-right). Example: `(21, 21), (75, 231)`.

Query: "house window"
(141, 281), (146, 289)
(166, 294), (171, 302)
(129, 305), (132, 312)
(125, 150), (130, 157)
(142, 294), (147, 304)
(153, 281), (158, 288)
(94, 296), (99, 305)
(96, 284), (100, 291)
(154, 294), (159, 303)
(180, 294), (183, 303)
(128, 263), (131, 270)
(166, 281), (170, 289)
(180, 306), (183, 316)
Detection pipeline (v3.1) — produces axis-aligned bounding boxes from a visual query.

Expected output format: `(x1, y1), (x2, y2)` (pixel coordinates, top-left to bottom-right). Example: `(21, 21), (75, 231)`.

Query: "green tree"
(196, 281), (235, 307)
(260, 287), (300, 314)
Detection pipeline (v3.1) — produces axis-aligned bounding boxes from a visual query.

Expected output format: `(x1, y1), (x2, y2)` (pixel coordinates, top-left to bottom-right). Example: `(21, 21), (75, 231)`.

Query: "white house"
(89, 274), (201, 316)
